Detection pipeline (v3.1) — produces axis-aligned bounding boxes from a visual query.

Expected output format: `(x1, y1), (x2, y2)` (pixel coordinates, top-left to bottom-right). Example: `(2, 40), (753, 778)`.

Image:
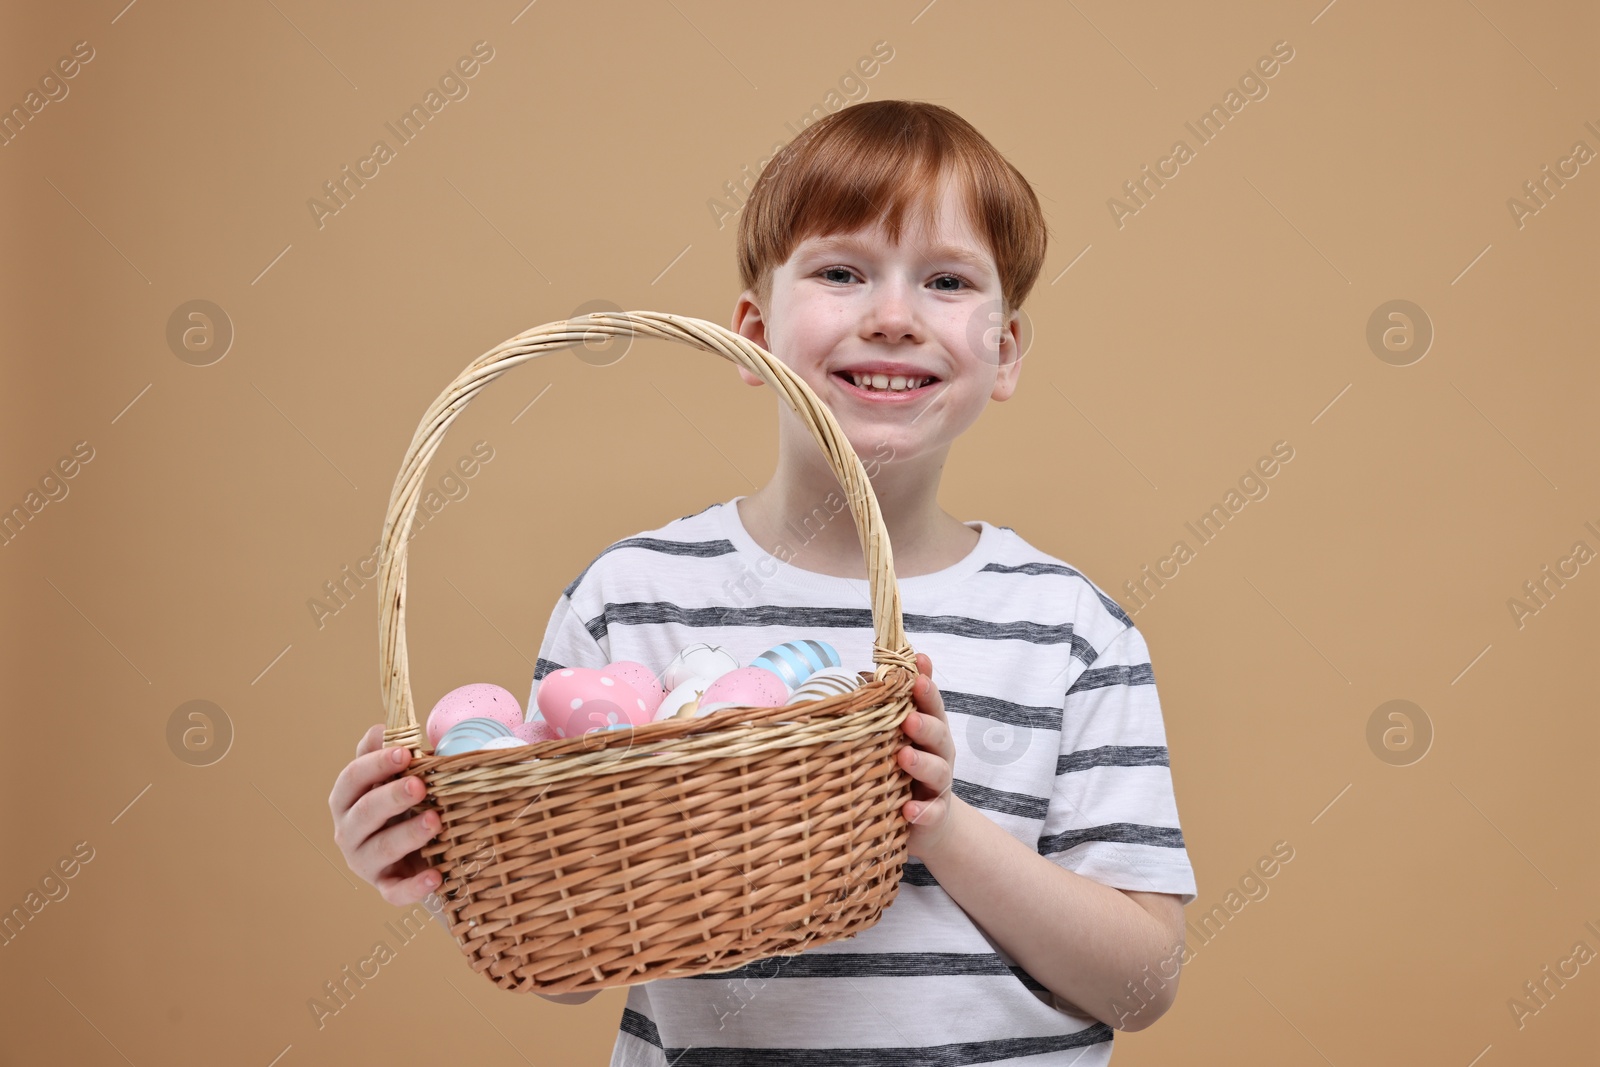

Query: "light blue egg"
(435, 717), (515, 756)
(751, 639), (841, 690)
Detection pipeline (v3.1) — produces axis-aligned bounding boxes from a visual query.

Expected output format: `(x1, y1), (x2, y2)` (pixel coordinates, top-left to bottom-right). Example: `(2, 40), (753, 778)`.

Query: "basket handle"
(378, 311), (917, 746)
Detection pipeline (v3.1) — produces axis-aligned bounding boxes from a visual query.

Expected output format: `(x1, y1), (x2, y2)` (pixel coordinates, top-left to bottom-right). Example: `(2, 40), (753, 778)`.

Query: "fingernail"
(409, 777), (424, 798)
(390, 748), (405, 764)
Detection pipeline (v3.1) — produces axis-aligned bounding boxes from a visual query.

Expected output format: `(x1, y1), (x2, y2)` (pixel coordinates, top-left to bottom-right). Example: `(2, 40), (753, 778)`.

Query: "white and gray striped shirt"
(530, 497), (1197, 1066)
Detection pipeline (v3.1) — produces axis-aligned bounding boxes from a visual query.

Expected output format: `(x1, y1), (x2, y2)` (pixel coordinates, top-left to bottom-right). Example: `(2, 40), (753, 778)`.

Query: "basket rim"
(398, 668), (918, 795)
(375, 311), (919, 749)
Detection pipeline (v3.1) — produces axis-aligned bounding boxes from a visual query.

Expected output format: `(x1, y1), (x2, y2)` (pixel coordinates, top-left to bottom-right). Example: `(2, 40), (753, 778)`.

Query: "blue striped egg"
(435, 717), (515, 756)
(750, 639), (841, 691)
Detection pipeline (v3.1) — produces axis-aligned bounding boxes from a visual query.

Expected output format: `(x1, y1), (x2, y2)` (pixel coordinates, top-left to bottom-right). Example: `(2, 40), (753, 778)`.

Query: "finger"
(374, 857), (443, 907)
(912, 675), (947, 720)
(903, 709), (951, 759)
(329, 742), (412, 820)
(906, 785), (951, 825)
(345, 773), (428, 847)
(355, 722), (384, 759)
(898, 743), (949, 791)
(356, 809), (442, 880)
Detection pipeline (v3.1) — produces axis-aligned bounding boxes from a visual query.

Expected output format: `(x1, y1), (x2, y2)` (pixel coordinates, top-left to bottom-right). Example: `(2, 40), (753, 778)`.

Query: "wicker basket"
(377, 311), (919, 994)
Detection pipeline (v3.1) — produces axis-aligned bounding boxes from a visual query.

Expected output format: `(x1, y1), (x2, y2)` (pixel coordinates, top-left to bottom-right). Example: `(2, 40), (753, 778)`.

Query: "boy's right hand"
(329, 723), (443, 905)
(332, 723), (604, 1007)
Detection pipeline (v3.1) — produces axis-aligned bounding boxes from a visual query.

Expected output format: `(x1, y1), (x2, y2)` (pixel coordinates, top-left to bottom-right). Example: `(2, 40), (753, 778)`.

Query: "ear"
(990, 309), (1026, 403)
(731, 290), (768, 388)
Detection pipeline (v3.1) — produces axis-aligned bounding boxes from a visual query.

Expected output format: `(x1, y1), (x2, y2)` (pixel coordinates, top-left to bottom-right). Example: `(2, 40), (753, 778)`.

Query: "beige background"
(2, 1), (1596, 1063)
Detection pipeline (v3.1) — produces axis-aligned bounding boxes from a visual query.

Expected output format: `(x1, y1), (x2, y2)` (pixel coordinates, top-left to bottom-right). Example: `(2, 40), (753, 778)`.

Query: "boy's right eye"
(819, 267), (858, 284)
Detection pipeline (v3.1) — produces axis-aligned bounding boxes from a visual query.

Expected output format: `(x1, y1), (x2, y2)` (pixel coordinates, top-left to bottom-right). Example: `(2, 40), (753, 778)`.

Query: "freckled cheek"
(788, 321), (849, 372)
(936, 319), (977, 357)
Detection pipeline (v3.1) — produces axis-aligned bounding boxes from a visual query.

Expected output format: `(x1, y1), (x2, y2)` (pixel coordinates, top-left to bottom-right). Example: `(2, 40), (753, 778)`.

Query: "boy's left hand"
(898, 652), (959, 859)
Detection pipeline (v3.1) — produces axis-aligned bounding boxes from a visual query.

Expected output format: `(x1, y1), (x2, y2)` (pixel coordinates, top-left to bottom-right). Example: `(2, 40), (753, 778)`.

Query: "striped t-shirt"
(529, 496), (1197, 1066)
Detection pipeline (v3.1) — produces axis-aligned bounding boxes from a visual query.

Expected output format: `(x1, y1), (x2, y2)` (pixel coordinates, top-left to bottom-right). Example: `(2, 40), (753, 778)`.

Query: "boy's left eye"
(929, 274), (967, 291)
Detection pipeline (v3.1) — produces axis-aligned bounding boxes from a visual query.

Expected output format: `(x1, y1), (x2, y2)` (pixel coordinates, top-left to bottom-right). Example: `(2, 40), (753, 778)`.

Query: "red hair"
(737, 100), (1048, 315)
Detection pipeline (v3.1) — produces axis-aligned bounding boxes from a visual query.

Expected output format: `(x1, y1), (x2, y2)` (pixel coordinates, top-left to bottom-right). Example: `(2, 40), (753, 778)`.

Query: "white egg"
(477, 735), (529, 750)
(790, 666), (865, 703)
(654, 676), (713, 721)
(662, 644), (740, 692)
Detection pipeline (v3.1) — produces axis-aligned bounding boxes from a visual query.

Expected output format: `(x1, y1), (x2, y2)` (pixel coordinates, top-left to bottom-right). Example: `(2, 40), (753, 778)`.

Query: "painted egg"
(751, 639), (842, 690)
(662, 643), (740, 691)
(477, 735), (529, 750)
(435, 717), (515, 756)
(789, 665), (864, 704)
(513, 720), (559, 744)
(537, 667), (653, 737)
(601, 660), (665, 717)
(699, 666), (789, 712)
(425, 683), (524, 748)
(655, 676), (712, 721)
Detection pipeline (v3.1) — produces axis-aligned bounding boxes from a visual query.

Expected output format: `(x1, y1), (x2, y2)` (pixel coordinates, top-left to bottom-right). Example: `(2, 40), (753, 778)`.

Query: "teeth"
(848, 372), (932, 392)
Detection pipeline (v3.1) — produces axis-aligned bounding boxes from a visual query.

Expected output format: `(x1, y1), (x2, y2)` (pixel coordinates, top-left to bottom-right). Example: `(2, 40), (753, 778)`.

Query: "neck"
(739, 421), (971, 580)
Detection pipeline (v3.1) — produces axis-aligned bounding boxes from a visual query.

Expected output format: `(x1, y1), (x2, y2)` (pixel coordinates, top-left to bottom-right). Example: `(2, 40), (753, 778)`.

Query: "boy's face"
(732, 175), (1024, 469)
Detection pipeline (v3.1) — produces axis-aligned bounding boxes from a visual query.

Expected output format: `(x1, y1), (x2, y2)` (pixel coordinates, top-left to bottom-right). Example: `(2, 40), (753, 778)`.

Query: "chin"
(840, 426), (928, 471)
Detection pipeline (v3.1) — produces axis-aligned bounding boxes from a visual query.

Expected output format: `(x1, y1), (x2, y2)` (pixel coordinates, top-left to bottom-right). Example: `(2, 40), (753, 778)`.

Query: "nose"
(861, 275), (921, 345)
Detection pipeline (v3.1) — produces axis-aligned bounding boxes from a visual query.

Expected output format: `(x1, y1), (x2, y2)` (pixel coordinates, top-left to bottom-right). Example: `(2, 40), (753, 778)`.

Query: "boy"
(330, 99), (1196, 1064)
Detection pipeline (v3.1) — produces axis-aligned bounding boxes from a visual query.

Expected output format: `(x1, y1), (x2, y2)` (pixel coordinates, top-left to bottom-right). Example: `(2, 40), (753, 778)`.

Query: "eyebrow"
(803, 234), (995, 274)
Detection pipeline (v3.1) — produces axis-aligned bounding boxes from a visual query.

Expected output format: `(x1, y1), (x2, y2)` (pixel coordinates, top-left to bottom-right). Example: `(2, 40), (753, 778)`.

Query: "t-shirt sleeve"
(1040, 623), (1198, 906)
(527, 585), (611, 713)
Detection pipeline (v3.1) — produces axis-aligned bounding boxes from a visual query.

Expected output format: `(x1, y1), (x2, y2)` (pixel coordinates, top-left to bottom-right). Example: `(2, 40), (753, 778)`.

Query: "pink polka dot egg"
(600, 660), (665, 718)
(537, 667), (655, 738)
(425, 683), (525, 748)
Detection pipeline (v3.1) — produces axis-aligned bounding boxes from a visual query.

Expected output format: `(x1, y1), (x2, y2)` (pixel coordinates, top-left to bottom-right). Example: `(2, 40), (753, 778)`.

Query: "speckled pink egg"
(699, 666), (789, 711)
(513, 719), (559, 744)
(426, 683), (524, 748)
(536, 667), (654, 737)
(601, 660), (665, 717)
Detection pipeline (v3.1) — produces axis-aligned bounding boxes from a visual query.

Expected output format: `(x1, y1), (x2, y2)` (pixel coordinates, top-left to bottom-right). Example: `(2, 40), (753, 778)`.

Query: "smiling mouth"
(832, 371), (940, 396)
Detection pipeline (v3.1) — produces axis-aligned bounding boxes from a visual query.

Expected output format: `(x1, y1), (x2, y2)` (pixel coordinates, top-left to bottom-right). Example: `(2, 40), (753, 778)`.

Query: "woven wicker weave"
(377, 311), (918, 993)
